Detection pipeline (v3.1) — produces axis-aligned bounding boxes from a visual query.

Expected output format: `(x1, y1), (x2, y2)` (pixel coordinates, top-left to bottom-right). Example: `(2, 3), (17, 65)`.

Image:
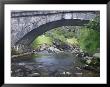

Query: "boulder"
(74, 73), (83, 77)
(75, 67), (82, 71)
(83, 65), (95, 71)
(93, 53), (100, 58)
(48, 46), (61, 53)
(29, 73), (40, 77)
(86, 59), (92, 64)
(59, 71), (72, 76)
(84, 56), (93, 60)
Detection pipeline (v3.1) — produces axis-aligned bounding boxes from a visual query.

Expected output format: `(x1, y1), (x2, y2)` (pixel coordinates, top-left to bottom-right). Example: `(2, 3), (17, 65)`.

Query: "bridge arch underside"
(16, 19), (89, 46)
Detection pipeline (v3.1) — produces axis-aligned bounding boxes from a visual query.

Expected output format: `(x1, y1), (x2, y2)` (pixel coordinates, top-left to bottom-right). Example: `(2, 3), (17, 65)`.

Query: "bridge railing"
(11, 11), (98, 18)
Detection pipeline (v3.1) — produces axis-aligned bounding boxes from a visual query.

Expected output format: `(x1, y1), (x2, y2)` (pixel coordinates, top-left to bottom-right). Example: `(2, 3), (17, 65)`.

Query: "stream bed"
(11, 51), (99, 77)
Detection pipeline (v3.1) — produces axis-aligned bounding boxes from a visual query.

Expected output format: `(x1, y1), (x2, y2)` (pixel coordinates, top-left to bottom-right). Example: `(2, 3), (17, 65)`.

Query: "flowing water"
(11, 51), (99, 77)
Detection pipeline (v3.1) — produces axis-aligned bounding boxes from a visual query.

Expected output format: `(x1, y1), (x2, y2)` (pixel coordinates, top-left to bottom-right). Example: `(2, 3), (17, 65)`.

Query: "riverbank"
(11, 52), (33, 58)
(11, 52), (99, 77)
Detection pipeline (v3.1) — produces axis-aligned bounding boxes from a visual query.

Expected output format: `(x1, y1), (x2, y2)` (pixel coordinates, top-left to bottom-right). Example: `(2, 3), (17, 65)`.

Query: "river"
(11, 51), (99, 77)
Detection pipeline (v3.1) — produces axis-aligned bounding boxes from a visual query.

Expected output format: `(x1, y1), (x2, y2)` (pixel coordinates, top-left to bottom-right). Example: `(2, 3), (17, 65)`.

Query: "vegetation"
(31, 26), (79, 50)
(66, 38), (79, 46)
(78, 16), (100, 54)
(79, 28), (100, 54)
(31, 16), (100, 55)
(31, 35), (53, 49)
(86, 16), (100, 32)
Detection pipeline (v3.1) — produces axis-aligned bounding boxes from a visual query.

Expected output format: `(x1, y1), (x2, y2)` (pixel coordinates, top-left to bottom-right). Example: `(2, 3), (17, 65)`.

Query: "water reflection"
(11, 52), (99, 77)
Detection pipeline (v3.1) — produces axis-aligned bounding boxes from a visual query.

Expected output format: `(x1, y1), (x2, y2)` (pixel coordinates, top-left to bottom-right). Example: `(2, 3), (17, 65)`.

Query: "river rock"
(83, 65), (95, 71)
(75, 67), (82, 71)
(18, 63), (25, 66)
(38, 65), (44, 68)
(93, 53), (100, 58)
(86, 59), (92, 64)
(74, 72), (83, 77)
(48, 46), (61, 53)
(29, 73), (40, 77)
(24, 65), (34, 70)
(84, 56), (93, 60)
(59, 71), (72, 76)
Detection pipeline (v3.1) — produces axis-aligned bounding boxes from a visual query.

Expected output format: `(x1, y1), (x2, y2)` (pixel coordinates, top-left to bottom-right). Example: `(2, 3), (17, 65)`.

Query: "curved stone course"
(11, 11), (98, 50)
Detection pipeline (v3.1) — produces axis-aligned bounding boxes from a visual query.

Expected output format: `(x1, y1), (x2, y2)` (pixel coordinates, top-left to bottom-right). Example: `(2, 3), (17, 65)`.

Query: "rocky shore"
(11, 44), (100, 77)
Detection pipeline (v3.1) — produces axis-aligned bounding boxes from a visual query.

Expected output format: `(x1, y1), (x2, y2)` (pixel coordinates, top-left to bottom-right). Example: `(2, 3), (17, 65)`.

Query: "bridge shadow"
(16, 19), (89, 46)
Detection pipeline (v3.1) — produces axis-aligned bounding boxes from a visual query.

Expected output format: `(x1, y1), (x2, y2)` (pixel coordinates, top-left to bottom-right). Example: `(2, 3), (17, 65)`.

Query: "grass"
(31, 35), (53, 49)
(66, 37), (79, 46)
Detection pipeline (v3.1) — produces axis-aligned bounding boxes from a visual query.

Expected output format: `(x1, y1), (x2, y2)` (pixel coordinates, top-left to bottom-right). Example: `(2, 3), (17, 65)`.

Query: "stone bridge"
(11, 11), (99, 51)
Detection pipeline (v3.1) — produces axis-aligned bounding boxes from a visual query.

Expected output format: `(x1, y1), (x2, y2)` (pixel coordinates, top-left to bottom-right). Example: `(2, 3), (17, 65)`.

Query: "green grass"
(66, 37), (79, 46)
(79, 28), (100, 54)
(31, 35), (53, 49)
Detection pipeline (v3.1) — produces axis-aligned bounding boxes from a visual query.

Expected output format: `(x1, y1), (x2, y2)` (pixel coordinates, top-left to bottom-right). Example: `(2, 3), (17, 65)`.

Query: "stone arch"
(16, 19), (89, 46)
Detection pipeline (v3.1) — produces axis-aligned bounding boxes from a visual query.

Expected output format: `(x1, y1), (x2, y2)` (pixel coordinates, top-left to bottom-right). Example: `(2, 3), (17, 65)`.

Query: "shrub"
(86, 16), (100, 32)
(79, 28), (100, 54)
(66, 37), (79, 46)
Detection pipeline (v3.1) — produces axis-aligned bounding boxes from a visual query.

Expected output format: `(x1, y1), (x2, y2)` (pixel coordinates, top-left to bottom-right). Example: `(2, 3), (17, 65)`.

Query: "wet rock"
(75, 52), (85, 58)
(48, 46), (61, 53)
(84, 56), (93, 60)
(90, 58), (100, 67)
(86, 59), (92, 64)
(59, 71), (72, 77)
(93, 53), (100, 58)
(75, 51), (90, 59)
(15, 69), (22, 72)
(72, 50), (79, 54)
(84, 64), (89, 67)
(74, 72), (83, 77)
(29, 73), (40, 77)
(38, 50), (49, 54)
(32, 50), (36, 53)
(18, 63), (25, 66)
(66, 72), (72, 75)
(76, 53), (83, 57)
(38, 65), (44, 68)
(83, 65), (95, 71)
(75, 67), (82, 71)
(25, 65), (34, 70)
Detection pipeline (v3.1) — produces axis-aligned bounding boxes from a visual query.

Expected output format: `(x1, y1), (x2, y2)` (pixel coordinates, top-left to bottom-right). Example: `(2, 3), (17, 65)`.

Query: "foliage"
(31, 35), (53, 49)
(86, 16), (100, 32)
(78, 16), (100, 54)
(66, 38), (79, 46)
(45, 27), (76, 38)
(31, 16), (100, 54)
(45, 27), (78, 46)
(79, 28), (100, 54)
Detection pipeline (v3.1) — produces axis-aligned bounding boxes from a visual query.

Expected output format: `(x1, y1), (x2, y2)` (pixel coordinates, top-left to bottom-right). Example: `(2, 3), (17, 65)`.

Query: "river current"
(11, 51), (99, 77)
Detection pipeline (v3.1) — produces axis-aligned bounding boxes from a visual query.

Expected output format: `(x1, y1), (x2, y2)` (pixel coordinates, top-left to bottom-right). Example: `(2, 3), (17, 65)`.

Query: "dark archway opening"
(16, 19), (89, 46)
